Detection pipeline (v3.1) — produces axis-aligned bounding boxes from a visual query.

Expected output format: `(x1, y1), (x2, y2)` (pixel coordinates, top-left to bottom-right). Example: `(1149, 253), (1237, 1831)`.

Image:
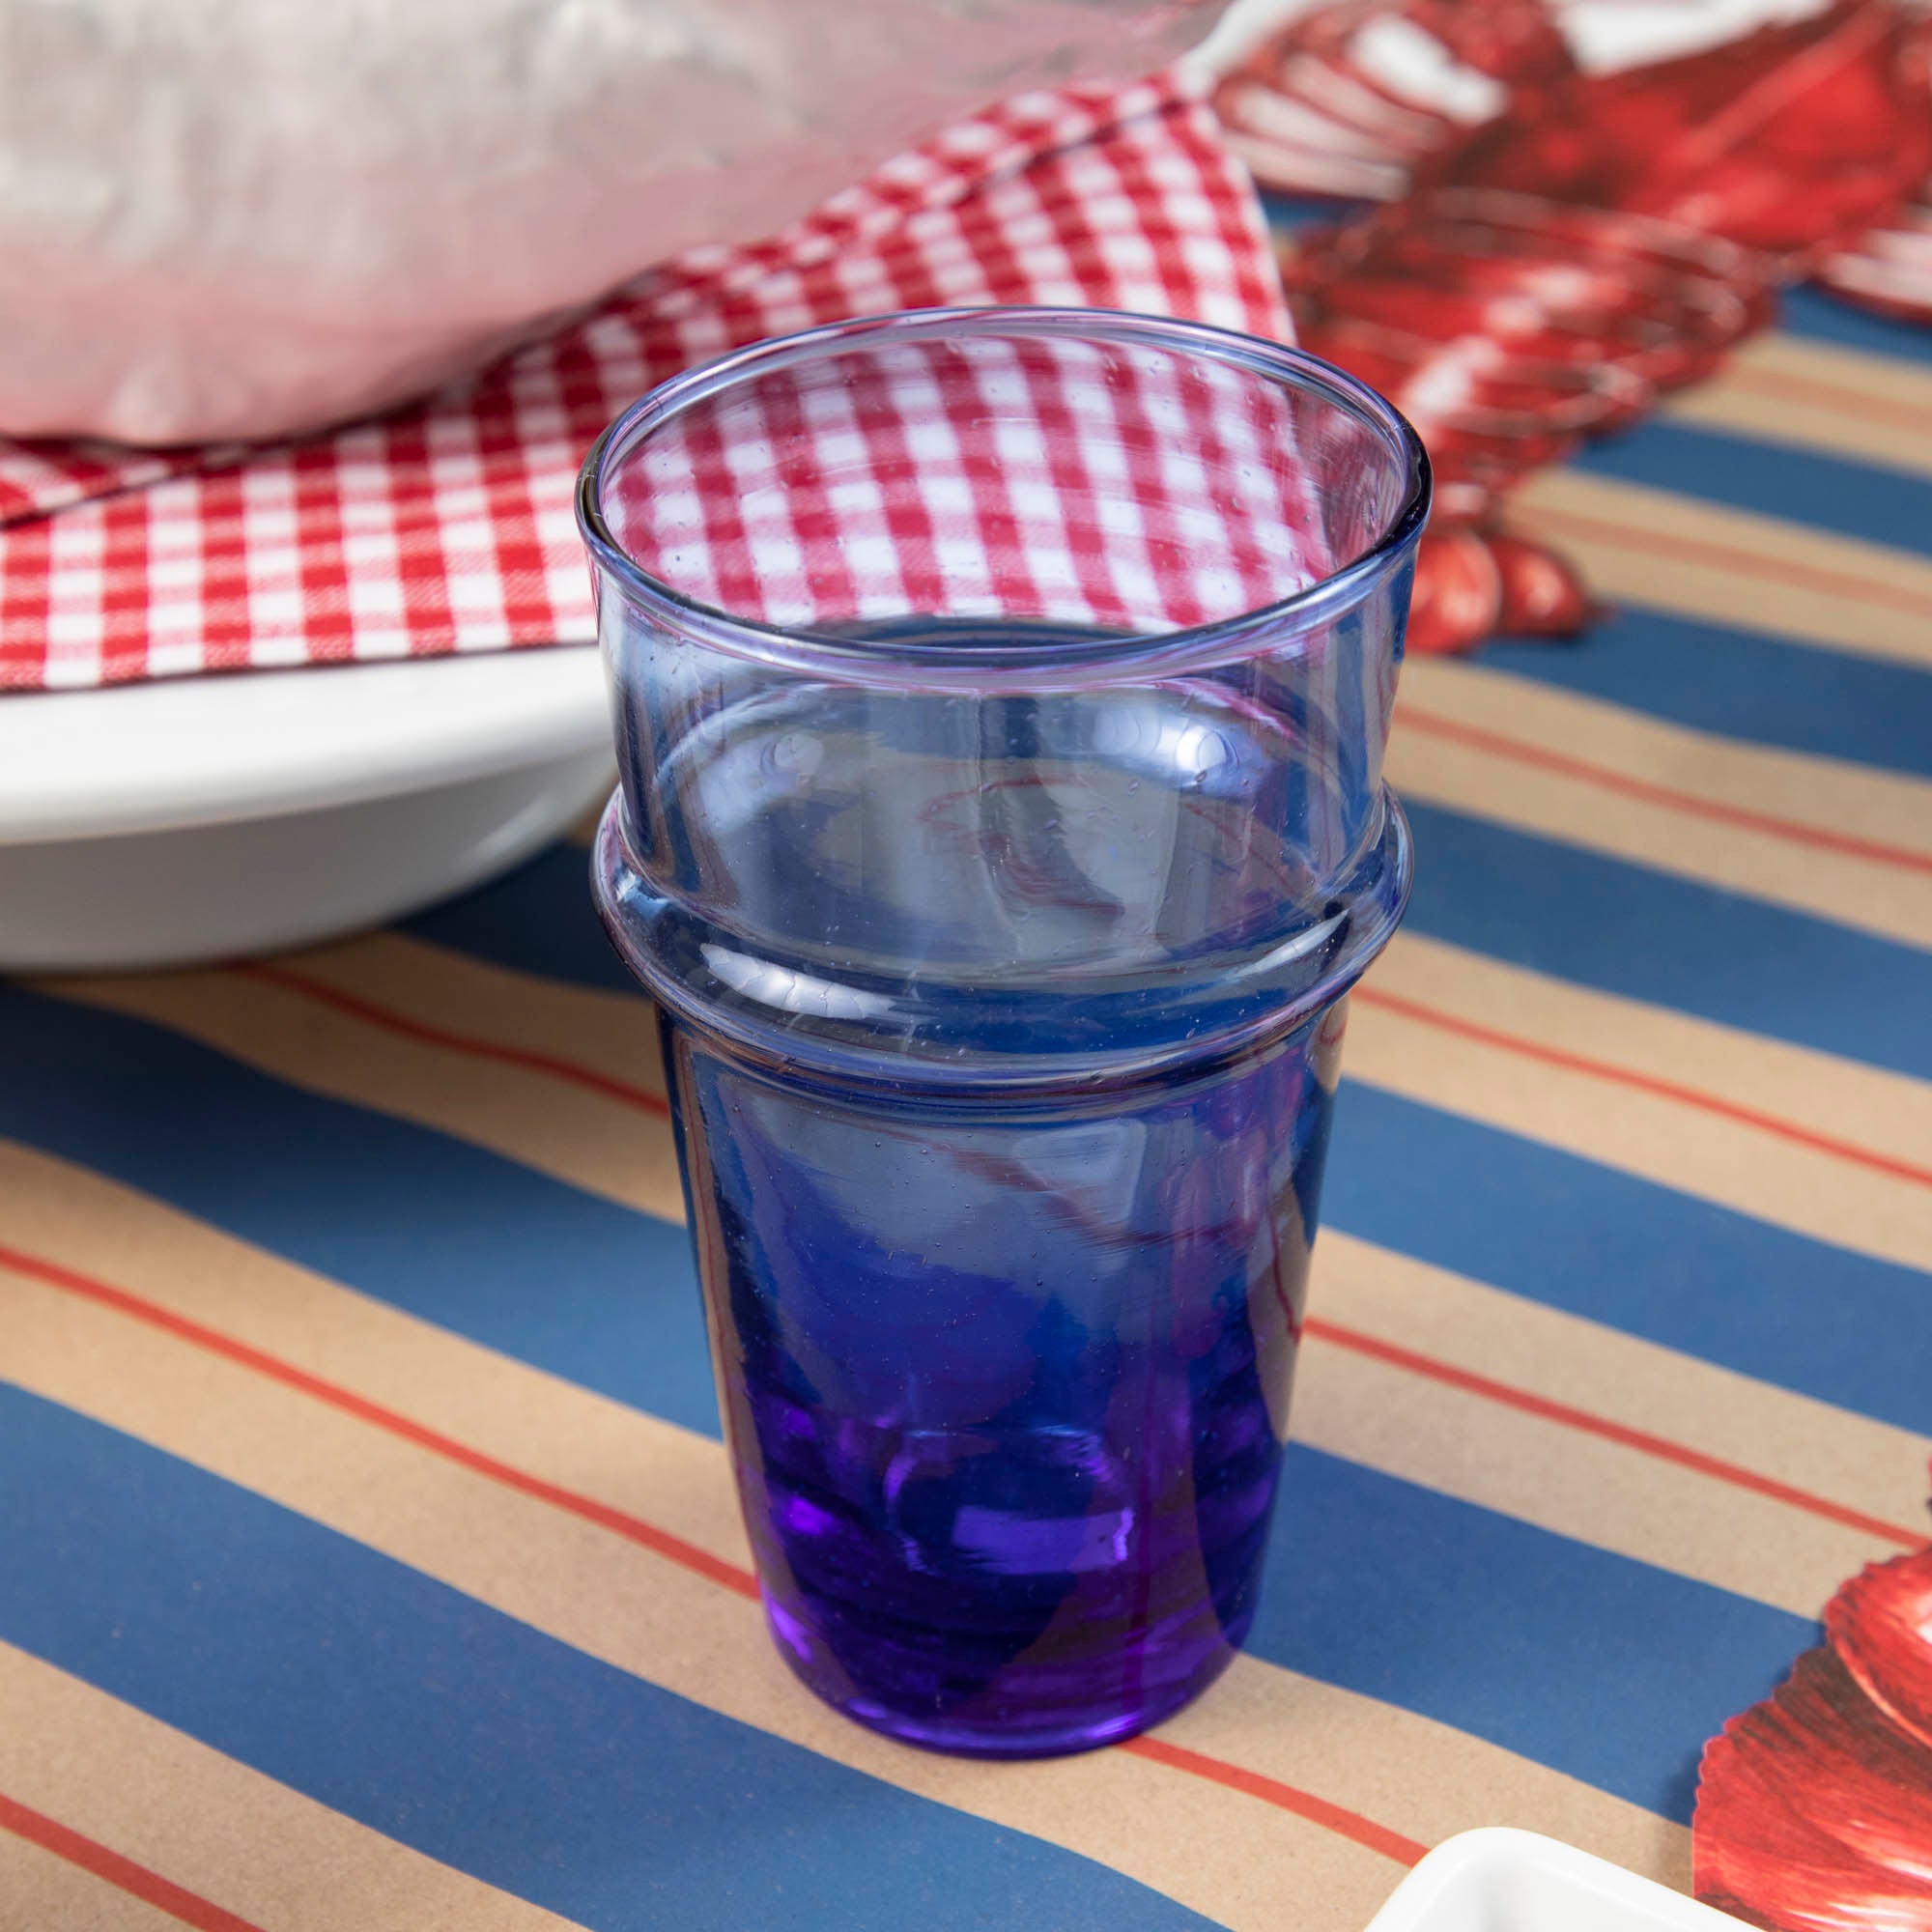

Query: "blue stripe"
(1777, 288), (1932, 367)
(0, 1386), (1216, 1932)
(13, 973), (1923, 1432)
(1261, 191), (1367, 234)
(0, 984), (720, 1437)
(1570, 417), (1932, 557)
(298, 850), (1932, 1426)
(1326, 1083), (1932, 1437)
(1480, 606), (1932, 781)
(0, 988), (1839, 1819)
(1401, 800), (1932, 1086)
(1262, 1446), (1813, 1824)
(407, 844), (636, 994)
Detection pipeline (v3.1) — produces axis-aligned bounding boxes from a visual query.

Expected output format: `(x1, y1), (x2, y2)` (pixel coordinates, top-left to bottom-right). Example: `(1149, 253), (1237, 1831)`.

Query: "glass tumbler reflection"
(579, 308), (1428, 1756)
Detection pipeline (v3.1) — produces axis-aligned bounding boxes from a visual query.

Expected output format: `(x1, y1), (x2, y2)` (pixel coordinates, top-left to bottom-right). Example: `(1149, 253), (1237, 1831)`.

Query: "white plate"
(1366, 1832), (1747, 1932)
(0, 648), (614, 971)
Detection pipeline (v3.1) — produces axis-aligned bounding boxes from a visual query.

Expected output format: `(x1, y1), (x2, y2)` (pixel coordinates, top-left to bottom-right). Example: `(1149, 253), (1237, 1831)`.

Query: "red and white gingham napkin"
(0, 73), (1291, 692)
(607, 326), (1329, 641)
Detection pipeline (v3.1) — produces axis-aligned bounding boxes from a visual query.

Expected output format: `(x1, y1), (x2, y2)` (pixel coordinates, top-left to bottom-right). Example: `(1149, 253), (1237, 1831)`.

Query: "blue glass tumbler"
(580, 308), (1428, 1756)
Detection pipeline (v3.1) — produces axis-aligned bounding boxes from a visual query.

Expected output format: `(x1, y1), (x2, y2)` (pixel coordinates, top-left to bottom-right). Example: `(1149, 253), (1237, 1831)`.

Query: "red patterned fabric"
(0, 74), (1290, 692)
(603, 327), (1328, 641)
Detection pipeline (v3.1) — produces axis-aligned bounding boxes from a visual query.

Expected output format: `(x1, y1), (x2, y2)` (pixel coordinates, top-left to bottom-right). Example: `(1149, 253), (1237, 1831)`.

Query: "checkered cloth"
(0, 73), (1291, 692)
(604, 327), (1329, 641)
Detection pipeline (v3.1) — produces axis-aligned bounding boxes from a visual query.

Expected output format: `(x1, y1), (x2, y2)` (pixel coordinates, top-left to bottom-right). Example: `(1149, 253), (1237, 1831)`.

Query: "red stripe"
(2, 1241), (1433, 1858)
(1121, 1739), (1426, 1867)
(239, 821), (1926, 1207)
(290, 444), (355, 666)
(1396, 704), (1932, 878)
(234, 961), (671, 1119)
(0, 1792), (266, 1932)
(1721, 361), (1932, 438)
(1304, 1318), (1926, 1551)
(1521, 502), (1932, 624)
(0, 1239), (757, 1602)
(1350, 984), (1932, 1191)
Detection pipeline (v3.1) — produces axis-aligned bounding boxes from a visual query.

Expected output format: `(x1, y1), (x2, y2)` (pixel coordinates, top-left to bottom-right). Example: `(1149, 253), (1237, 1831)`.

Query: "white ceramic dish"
(0, 647), (614, 971)
(1365, 1832), (1745, 1932)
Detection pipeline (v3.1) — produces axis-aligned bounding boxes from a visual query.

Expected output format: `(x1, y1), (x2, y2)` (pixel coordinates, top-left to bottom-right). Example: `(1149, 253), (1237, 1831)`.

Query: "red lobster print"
(1212, 0), (1932, 652)
(1694, 1486), (1932, 1931)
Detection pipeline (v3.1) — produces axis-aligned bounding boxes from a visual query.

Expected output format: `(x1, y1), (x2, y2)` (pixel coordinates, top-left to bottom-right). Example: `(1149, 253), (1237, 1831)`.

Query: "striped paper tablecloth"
(2, 285), (1930, 1930)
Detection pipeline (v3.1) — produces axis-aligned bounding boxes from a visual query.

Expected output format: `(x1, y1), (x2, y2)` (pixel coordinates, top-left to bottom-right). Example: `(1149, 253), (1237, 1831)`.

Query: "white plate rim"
(0, 646), (611, 845)
(1364, 1830), (1747, 1932)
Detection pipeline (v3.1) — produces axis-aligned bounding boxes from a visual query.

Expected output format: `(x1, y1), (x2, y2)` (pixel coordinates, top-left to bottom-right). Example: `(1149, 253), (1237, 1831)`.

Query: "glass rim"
(576, 304), (1432, 686)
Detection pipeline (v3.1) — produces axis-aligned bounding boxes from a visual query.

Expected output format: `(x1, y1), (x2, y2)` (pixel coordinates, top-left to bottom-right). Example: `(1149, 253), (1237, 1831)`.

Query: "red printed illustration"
(1694, 1490), (1932, 1931)
(1203, 0), (1932, 652)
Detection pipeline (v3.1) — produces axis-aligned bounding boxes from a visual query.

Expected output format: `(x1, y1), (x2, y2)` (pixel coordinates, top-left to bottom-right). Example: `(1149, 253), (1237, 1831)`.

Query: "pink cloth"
(0, 74), (1288, 692)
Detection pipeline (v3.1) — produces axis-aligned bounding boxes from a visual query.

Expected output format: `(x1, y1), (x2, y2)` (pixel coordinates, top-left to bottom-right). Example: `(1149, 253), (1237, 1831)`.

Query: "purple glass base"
(764, 1591), (1243, 1758)
(660, 1000), (1337, 1760)
(731, 1318), (1285, 1756)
